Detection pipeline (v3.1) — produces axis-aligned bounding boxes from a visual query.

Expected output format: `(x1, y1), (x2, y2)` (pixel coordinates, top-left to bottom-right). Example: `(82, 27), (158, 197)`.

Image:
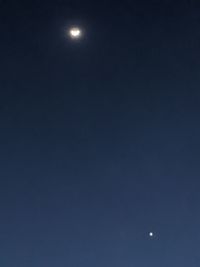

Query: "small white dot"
(149, 232), (154, 237)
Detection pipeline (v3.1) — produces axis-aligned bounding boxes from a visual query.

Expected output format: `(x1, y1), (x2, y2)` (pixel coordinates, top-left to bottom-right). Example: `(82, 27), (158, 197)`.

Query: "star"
(149, 232), (154, 237)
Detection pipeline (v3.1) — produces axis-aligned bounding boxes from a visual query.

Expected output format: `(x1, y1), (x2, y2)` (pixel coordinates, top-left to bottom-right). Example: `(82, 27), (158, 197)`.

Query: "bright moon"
(68, 27), (82, 39)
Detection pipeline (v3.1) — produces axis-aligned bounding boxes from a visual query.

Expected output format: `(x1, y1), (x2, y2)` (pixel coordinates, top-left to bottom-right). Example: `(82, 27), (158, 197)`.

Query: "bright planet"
(149, 232), (154, 237)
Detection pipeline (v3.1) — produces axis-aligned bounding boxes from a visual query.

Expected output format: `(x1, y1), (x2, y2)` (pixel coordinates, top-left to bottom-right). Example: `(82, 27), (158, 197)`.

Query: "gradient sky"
(1, 0), (200, 266)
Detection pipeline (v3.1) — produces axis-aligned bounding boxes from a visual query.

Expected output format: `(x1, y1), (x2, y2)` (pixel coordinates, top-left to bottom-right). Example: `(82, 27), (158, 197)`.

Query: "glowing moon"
(68, 27), (82, 39)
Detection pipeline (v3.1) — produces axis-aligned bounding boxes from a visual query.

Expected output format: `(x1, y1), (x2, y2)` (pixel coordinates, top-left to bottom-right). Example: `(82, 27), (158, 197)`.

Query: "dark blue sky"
(1, 0), (200, 266)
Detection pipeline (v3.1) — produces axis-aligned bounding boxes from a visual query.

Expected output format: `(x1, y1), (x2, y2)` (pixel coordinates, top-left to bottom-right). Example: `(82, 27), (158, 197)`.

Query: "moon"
(68, 27), (82, 39)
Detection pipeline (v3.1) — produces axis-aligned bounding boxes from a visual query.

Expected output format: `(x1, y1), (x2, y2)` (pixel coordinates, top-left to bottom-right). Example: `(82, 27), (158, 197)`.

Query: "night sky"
(1, 0), (200, 266)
